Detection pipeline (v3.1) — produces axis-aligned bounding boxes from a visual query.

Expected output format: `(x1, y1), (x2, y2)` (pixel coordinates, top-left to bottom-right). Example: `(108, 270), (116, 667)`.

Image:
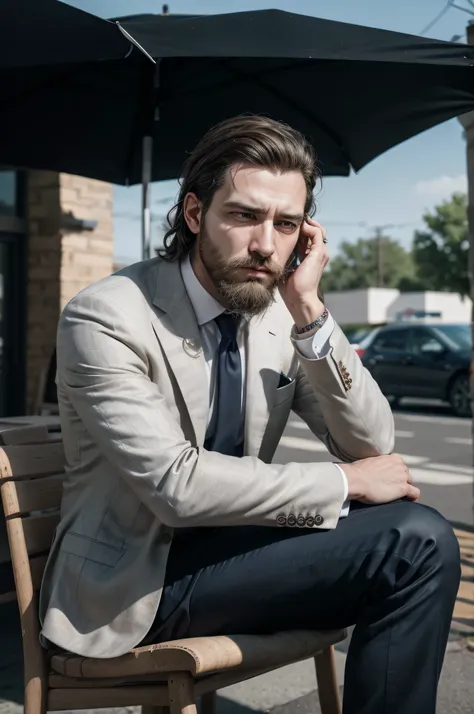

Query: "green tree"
(322, 235), (417, 292)
(412, 192), (469, 297)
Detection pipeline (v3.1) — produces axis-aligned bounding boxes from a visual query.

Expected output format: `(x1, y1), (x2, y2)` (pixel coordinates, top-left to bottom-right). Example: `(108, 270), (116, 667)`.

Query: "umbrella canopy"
(115, 9), (474, 180)
(1, 7), (473, 184)
(0, 0), (139, 68)
(0, 0), (154, 183)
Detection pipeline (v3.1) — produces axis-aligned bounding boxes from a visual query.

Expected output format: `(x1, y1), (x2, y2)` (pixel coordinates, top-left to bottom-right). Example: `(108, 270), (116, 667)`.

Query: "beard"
(198, 227), (288, 317)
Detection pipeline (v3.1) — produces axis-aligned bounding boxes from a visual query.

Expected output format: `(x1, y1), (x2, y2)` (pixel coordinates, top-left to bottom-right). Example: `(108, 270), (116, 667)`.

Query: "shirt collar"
(180, 252), (225, 327)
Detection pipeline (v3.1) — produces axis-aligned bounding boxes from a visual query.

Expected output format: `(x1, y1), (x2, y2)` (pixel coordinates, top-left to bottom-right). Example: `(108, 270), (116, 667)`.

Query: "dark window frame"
(0, 170), (27, 416)
(0, 232), (27, 416)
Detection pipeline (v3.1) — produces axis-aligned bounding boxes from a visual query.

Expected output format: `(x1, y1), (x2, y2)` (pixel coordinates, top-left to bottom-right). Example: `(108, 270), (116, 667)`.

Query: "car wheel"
(449, 373), (471, 418)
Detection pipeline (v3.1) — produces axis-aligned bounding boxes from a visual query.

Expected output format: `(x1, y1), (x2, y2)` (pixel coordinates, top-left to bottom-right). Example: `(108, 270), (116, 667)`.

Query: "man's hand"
(339, 454), (420, 504)
(279, 216), (329, 330)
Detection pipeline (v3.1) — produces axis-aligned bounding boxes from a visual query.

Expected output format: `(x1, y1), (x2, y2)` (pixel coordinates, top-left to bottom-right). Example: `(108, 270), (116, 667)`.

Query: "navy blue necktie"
(205, 313), (243, 457)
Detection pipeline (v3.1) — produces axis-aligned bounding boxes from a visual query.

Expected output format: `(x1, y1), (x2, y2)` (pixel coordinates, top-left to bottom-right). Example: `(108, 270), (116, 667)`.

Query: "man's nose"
(249, 222), (276, 258)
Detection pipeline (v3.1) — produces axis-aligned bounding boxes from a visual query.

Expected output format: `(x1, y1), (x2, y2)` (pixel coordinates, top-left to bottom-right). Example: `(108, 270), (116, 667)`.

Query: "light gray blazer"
(39, 257), (394, 658)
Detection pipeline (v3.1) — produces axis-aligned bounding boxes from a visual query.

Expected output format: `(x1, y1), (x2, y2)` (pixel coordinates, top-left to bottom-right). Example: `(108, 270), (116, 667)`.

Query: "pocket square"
(277, 372), (293, 389)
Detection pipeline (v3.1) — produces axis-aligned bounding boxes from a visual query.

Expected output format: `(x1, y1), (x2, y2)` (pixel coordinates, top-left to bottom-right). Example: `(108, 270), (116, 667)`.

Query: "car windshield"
(432, 324), (471, 352)
(347, 329), (369, 344)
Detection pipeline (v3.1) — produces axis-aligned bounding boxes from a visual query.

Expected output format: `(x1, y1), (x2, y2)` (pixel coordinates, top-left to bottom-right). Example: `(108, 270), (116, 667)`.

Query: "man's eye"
(233, 212), (255, 221)
(278, 221), (298, 231)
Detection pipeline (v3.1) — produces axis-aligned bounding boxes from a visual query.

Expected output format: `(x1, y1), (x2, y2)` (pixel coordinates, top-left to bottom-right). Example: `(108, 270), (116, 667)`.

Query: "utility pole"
(375, 226), (384, 287)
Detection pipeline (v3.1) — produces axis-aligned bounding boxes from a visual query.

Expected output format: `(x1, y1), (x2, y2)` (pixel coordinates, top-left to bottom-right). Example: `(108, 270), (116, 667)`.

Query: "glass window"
(409, 328), (445, 355)
(0, 243), (6, 414)
(0, 235), (26, 416)
(0, 245), (3, 371)
(432, 324), (471, 352)
(372, 329), (408, 352)
(0, 171), (17, 217)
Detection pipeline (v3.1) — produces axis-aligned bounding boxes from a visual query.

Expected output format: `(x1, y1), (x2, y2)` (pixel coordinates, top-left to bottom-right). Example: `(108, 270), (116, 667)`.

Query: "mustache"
(224, 256), (284, 277)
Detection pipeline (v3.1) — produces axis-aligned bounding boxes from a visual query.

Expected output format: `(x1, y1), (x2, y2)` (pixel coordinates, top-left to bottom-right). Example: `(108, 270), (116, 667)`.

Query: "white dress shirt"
(180, 254), (350, 517)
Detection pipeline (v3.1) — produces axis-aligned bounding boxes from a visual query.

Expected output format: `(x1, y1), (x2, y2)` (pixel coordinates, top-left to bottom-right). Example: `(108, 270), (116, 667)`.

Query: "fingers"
(300, 218), (329, 266)
(302, 217), (326, 245)
(393, 454), (413, 484)
(406, 484), (421, 502)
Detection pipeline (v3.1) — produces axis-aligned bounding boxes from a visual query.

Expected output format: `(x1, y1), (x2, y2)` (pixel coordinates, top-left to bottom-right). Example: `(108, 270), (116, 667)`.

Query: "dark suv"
(359, 323), (471, 417)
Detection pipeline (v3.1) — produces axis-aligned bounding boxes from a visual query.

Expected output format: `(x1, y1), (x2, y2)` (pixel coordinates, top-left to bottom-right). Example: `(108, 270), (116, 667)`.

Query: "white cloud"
(414, 174), (467, 199)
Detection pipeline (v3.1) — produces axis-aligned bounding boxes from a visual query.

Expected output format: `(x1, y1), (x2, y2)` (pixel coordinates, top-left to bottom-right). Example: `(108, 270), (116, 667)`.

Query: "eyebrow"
(224, 201), (304, 222)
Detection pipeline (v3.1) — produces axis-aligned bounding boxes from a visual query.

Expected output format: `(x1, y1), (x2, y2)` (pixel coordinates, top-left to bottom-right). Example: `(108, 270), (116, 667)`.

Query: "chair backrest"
(0, 432), (65, 599)
(0, 429), (65, 711)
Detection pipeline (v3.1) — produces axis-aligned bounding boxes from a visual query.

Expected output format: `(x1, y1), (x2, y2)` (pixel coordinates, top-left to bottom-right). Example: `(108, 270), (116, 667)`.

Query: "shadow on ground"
(392, 399), (469, 420)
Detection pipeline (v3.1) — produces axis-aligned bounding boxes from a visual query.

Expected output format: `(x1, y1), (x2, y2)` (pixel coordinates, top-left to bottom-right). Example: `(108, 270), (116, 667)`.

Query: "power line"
(420, 1), (453, 36)
(450, 1), (474, 16)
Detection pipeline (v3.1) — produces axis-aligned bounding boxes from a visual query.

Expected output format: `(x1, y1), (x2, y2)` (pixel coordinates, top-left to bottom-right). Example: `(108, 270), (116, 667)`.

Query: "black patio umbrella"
(112, 9), (474, 257)
(1, 8), (474, 258)
(3, 7), (474, 181)
(116, 9), (474, 182)
(0, 0), (154, 185)
(0, 0), (143, 68)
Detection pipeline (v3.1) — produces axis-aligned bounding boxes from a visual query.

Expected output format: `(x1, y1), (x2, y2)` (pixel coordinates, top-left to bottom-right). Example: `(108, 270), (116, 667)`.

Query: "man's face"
(185, 164), (307, 315)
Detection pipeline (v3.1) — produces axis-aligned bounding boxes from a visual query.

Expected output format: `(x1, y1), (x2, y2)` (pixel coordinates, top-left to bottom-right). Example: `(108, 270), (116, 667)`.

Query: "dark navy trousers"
(142, 500), (460, 714)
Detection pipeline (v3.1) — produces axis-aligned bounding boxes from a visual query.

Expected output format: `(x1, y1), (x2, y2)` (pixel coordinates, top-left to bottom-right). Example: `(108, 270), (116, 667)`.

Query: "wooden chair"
(0, 432), (346, 714)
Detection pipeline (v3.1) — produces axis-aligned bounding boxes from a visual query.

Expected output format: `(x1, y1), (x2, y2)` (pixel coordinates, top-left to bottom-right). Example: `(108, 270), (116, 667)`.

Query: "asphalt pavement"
(1, 400), (474, 714)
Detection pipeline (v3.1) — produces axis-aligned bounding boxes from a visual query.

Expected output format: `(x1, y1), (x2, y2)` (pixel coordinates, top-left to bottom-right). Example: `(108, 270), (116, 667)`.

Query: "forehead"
(213, 164), (307, 212)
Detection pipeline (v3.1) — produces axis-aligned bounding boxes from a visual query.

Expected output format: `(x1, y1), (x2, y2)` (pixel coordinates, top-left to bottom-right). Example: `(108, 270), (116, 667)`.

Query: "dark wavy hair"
(158, 115), (320, 262)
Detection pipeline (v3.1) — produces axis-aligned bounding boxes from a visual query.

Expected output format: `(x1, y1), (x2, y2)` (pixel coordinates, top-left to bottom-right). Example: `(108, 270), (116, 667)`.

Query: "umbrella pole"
(141, 135), (153, 261)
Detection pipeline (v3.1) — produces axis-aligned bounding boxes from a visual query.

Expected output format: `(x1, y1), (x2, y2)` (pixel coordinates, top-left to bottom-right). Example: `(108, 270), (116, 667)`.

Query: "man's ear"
(183, 193), (202, 235)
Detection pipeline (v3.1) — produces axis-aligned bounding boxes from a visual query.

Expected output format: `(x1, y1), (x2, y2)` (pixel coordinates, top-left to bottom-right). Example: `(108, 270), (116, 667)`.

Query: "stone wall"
(25, 172), (113, 413)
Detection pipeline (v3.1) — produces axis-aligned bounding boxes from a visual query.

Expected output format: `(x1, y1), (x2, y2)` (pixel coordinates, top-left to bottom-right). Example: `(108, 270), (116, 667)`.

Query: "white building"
(324, 288), (471, 326)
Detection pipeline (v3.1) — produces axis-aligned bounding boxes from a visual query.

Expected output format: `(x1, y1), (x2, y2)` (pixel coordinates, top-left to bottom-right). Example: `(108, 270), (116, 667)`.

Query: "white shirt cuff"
(333, 463), (351, 518)
(294, 313), (335, 360)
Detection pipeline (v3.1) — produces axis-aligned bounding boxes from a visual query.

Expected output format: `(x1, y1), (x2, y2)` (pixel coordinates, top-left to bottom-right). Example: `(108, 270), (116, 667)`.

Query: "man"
(40, 115), (460, 714)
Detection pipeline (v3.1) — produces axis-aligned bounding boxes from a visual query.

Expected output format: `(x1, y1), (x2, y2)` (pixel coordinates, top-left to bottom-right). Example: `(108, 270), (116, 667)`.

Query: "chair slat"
(0, 591), (16, 605)
(0, 442), (65, 480)
(0, 426), (49, 446)
(22, 512), (60, 556)
(14, 475), (64, 515)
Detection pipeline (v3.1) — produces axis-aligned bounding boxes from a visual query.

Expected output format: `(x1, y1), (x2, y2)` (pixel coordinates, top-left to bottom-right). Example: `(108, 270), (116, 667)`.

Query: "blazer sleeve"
(291, 323), (395, 462)
(57, 290), (347, 530)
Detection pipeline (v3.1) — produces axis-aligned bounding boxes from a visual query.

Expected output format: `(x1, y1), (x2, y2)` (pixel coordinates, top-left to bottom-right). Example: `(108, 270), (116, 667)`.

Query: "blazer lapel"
(151, 260), (209, 447)
(245, 312), (283, 457)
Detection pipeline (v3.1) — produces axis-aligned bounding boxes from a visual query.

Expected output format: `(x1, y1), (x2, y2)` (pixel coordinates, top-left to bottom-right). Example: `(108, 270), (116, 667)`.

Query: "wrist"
(287, 295), (326, 330)
(339, 463), (365, 501)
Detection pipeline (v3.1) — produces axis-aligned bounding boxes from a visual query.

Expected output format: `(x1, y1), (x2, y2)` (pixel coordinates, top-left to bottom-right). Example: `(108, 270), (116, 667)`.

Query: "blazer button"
(162, 531), (173, 545)
(315, 515), (324, 526)
(287, 514), (297, 527)
(305, 516), (315, 527)
(277, 513), (287, 526)
(296, 515), (306, 527)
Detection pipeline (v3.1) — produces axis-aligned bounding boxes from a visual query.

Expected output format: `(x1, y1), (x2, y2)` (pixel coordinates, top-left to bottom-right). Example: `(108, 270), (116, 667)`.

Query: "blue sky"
(65, 0), (473, 263)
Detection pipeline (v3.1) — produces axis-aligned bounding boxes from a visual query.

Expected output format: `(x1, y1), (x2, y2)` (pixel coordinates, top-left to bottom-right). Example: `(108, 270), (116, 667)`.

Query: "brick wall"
(26, 172), (114, 413)
(59, 175), (114, 307)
